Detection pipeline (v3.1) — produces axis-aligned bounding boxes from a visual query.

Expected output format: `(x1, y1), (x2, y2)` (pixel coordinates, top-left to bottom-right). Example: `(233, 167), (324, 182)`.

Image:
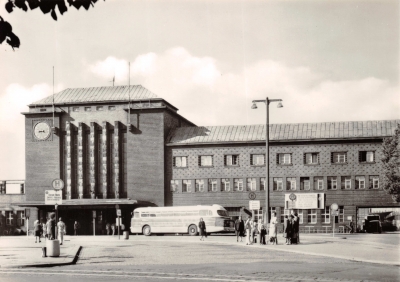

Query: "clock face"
(34, 122), (51, 140)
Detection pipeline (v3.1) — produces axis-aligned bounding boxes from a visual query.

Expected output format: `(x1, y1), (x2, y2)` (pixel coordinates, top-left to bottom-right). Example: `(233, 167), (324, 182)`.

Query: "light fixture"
(277, 102), (283, 108)
(251, 103), (258, 109)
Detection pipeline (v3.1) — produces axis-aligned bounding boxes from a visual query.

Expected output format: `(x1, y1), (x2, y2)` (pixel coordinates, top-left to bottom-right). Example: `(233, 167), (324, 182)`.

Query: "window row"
(1, 211), (25, 226)
(272, 175), (380, 191)
(72, 105), (116, 112)
(170, 178), (266, 193)
(271, 207), (345, 224)
(173, 151), (376, 168)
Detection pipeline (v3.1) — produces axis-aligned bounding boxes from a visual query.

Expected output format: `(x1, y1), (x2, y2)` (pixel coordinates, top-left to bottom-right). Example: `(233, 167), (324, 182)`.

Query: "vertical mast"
(52, 66), (55, 127)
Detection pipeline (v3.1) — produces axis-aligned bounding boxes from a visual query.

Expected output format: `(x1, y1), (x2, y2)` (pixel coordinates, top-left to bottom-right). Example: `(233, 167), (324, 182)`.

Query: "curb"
(1, 246), (83, 269)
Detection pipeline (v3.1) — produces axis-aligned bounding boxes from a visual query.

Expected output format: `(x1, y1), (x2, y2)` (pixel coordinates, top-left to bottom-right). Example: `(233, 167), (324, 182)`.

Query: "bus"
(130, 205), (234, 236)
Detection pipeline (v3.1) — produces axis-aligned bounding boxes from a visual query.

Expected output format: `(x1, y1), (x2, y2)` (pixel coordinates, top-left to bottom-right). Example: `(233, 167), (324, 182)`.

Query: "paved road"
(1, 236), (399, 282)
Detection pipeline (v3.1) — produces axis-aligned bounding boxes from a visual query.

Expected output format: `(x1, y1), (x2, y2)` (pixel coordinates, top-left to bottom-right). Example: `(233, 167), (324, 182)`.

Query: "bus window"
(141, 214), (149, 217)
(150, 214), (156, 217)
(134, 212), (139, 218)
(200, 210), (208, 216)
(208, 210), (213, 216)
(217, 210), (229, 217)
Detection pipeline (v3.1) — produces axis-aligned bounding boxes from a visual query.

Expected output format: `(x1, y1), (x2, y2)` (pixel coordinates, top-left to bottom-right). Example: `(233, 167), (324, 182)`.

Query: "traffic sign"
(331, 210), (339, 216)
(45, 190), (62, 205)
(52, 179), (64, 190)
(330, 203), (338, 211)
(249, 200), (260, 210)
(117, 209), (121, 216)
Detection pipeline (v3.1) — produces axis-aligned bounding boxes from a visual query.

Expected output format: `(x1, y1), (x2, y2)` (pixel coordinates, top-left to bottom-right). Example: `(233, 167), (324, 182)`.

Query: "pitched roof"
(30, 85), (158, 106)
(168, 120), (400, 145)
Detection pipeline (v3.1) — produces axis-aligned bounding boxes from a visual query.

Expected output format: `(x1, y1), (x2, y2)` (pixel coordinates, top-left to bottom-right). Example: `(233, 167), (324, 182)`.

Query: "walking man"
(74, 221), (80, 236)
(57, 217), (66, 245)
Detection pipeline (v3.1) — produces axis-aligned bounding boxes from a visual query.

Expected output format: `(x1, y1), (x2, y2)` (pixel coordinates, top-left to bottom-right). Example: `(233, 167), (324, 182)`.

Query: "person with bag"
(199, 218), (206, 241)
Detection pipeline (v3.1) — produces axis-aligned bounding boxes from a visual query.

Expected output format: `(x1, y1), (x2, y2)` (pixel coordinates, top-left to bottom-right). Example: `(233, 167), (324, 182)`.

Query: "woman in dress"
(245, 216), (252, 245)
(269, 211), (278, 245)
(198, 218), (206, 241)
(34, 220), (42, 243)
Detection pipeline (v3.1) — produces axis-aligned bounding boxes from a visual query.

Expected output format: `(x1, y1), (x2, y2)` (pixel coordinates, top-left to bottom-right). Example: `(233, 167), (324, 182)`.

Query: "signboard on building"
(52, 179), (64, 190)
(285, 193), (324, 209)
(249, 200), (260, 210)
(45, 190), (62, 205)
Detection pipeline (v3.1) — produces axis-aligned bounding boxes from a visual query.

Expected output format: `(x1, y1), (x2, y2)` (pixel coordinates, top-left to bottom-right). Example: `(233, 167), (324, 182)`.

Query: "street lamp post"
(55, 203), (58, 239)
(251, 98), (283, 226)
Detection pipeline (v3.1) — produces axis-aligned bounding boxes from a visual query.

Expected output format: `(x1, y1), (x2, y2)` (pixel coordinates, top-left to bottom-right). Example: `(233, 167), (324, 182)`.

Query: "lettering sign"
(90, 122), (96, 195)
(65, 122), (72, 199)
(117, 209), (121, 216)
(249, 200), (260, 210)
(285, 193), (324, 209)
(45, 190), (62, 205)
(78, 122), (84, 199)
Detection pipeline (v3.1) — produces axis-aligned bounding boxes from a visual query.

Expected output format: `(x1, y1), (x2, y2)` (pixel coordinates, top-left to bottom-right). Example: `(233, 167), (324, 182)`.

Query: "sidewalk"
(0, 233), (399, 268)
(0, 237), (81, 268)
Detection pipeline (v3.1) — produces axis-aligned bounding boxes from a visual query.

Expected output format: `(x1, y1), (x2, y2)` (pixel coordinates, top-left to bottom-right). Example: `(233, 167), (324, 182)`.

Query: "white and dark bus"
(130, 205), (234, 236)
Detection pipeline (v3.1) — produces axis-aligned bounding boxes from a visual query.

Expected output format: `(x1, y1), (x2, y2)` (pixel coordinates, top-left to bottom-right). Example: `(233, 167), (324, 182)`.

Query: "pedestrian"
(199, 218), (206, 241)
(111, 224), (115, 236)
(234, 216), (245, 242)
(269, 212), (278, 245)
(349, 220), (354, 234)
(47, 214), (56, 240)
(245, 216), (252, 245)
(259, 223), (267, 245)
(106, 222), (111, 235)
(254, 221), (260, 244)
(292, 212), (299, 244)
(74, 221), (80, 236)
(34, 220), (42, 243)
(57, 217), (66, 245)
(42, 221), (47, 239)
(283, 215), (291, 245)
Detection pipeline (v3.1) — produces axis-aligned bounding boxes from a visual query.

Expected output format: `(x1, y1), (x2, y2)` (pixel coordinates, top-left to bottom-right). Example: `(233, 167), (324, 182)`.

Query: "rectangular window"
(233, 178), (244, 192)
(273, 178), (283, 191)
(84, 107), (91, 112)
(307, 209), (317, 224)
(173, 156), (188, 168)
(221, 178), (230, 192)
(359, 151), (375, 163)
(314, 177), (324, 190)
(246, 178), (256, 191)
(327, 176), (338, 190)
(277, 153), (292, 165)
(72, 107), (79, 112)
(369, 176), (379, 189)
(17, 211), (25, 226)
(355, 176), (365, 189)
(6, 211), (13, 225)
(304, 153), (319, 164)
(224, 155), (239, 166)
(96, 106), (103, 111)
(199, 155), (213, 167)
(286, 177), (296, 191)
(300, 177), (310, 191)
(170, 180), (178, 192)
(338, 206), (344, 223)
(321, 207), (330, 224)
(251, 154), (265, 165)
(208, 179), (217, 192)
(332, 152), (347, 163)
(195, 179), (205, 192)
(280, 207), (290, 223)
(182, 180), (191, 193)
(260, 177), (266, 191)
(341, 176), (351, 190)
(292, 209), (304, 224)
(108, 106), (116, 111)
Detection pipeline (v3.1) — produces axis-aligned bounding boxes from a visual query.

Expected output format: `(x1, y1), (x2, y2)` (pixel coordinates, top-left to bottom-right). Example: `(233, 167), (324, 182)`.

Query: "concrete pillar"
(46, 239), (60, 257)
(66, 122), (72, 199)
(114, 121), (120, 199)
(78, 122), (84, 199)
(101, 121), (108, 199)
(89, 122), (97, 199)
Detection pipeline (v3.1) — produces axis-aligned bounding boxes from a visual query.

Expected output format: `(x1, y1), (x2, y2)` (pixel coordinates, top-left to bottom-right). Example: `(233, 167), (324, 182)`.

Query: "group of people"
(234, 211), (299, 246)
(283, 211), (300, 245)
(33, 214), (80, 245)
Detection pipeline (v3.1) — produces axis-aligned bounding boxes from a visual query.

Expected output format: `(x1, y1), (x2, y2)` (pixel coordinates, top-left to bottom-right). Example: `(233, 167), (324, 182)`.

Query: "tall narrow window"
(221, 179), (230, 192)
(199, 156), (213, 167)
(327, 176), (338, 190)
(304, 153), (319, 164)
(208, 179), (217, 192)
(277, 153), (292, 165)
(300, 177), (310, 191)
(195, 179), (205, 192)
(314, 177), (324, 190)
(233, 178), (244, 192)
(359, 151), (375, 163)
(182, 180), (191, 193)
(224, 155), (239, 166)
(173, 156), (188, 168)
(260, 177), (266, 191)
(341, 176), (351, 190)
(170, 180), (178, 192)
(338, 206), (344, 222)
(369, 176), (379, 189)
(280, 207), (289, 223)
(321, 207), (330, 224)
(331, 152), (347, 163)
(251, 154), (265, 165)
(286, 177), (296, 191)
(246, 178), (256, 191)
(355, 176), (365, 189)
(17, 210), (25, 226)
(6, 211), (13, 225)
(307, 209), (317, 224)
(273, 178), (283, 191)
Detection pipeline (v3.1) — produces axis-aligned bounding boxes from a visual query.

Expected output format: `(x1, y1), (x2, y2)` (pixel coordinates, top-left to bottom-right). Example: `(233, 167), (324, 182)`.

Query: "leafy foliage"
(381, 124), (400, 202)
(1, 0), (103, 49)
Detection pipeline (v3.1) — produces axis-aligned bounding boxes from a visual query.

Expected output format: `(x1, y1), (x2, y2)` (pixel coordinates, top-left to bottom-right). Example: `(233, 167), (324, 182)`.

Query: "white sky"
(0, 0), (399, 179)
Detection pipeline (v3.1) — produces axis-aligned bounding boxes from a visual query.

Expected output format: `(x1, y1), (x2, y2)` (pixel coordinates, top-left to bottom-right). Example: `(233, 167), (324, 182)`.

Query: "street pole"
(265, 97), (270, 227)
(333, 216), (335, 238)
(93, 218), (95, 236)
(55, 204), (58, 239)
(26, 218), (29, 237)
(118, 216), (120, 240)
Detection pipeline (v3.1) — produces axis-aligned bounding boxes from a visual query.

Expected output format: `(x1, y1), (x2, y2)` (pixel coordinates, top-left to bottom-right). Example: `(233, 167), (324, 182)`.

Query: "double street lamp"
(251, 98), (283, 226)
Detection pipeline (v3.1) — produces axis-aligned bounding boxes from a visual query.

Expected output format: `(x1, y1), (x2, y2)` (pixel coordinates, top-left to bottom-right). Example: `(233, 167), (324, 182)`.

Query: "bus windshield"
(217, 210), (228, 217)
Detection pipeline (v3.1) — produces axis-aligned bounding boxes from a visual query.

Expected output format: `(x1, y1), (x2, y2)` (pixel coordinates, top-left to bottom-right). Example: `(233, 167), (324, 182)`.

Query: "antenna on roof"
(110, 72), (115, 87)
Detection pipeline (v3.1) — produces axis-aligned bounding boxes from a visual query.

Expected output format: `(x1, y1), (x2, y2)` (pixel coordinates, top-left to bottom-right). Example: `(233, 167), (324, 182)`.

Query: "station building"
(0, 85), (399, 235)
